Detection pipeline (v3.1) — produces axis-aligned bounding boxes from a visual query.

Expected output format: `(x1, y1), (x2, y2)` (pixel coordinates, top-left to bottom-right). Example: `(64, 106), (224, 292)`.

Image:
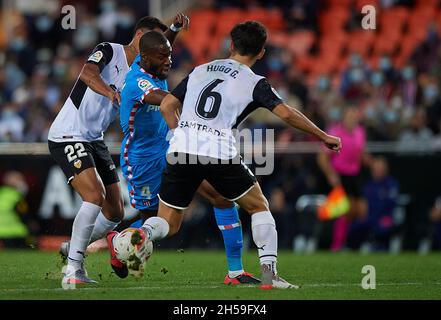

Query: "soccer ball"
(113, 228), (153, 277)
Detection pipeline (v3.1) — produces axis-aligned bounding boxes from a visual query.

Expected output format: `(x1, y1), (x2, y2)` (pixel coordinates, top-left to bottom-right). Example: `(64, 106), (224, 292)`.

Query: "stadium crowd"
(1, 0), (441, 251)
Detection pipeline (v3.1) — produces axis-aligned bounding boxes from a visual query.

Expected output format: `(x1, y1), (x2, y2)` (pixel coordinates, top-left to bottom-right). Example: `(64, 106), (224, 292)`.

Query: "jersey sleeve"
(86, 42), (114, 72)
(132, 77), (161, 104)
(252, 78), (284, 111)
(170, 75), (189, 103)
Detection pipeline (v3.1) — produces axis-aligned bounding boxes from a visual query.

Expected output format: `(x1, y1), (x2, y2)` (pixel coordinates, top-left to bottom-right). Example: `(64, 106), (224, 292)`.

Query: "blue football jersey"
(120, 56), (169, 165)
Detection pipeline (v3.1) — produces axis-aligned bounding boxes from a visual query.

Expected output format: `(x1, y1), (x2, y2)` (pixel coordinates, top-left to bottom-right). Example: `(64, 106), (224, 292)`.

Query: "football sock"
(251, 211), (278, 274)
(213, 206), (244, 277)
(68, 202), (101, 268)
(89, 211), (120, 243)
(141, 216), (169, 241)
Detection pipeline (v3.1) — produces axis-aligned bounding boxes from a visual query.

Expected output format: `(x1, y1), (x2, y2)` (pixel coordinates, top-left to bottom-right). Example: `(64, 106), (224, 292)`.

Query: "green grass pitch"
(1, 249), (441, 300)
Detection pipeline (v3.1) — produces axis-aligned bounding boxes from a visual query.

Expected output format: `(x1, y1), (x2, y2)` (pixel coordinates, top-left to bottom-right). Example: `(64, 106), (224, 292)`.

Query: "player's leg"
(80, 183), (125, 256)
(48, 140), (104, 284)
(136, 154), (203, 242)
(66, 167), (105, 284)
(234, 183), (298, 289)
(197, 180), (260, 284)
(207, 159), (297, 289)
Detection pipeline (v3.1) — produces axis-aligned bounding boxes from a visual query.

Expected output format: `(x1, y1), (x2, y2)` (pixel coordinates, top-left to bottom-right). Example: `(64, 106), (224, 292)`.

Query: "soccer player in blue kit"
(115, 31), (259, 285)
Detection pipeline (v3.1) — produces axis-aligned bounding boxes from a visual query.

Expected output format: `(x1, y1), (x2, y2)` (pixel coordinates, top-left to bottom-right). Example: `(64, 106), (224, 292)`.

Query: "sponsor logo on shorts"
(109, 164), (116, 170)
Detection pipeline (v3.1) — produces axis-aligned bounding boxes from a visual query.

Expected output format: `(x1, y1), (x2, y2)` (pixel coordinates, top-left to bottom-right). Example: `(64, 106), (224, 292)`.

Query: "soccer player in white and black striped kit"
(48, 14), (189, 285)
(134, 21), (342, 289)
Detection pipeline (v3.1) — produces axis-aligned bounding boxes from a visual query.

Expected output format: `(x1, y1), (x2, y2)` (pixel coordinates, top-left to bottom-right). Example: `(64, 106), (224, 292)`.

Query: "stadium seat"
(327, 0), (353, 8)
(214, 8), (244, 38)
(355, 0), (378, 10)
(285, 31), (315, 57)
(346, 30), (375, 57)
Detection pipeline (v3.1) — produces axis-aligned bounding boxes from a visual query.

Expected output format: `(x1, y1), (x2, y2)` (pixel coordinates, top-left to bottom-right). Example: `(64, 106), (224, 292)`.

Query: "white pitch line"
(1, 282), (440, 293)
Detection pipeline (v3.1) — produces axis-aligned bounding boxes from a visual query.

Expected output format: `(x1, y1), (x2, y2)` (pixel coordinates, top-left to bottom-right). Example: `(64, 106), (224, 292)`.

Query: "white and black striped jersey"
(48, 42), (129, 142)
(168, 58), (283, 159)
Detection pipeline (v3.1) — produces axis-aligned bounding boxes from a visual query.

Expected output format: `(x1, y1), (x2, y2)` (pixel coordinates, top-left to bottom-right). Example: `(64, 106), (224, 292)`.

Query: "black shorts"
(159, 153), (257, 209)
(48, 140), (119, 186)
(340, 174), (363, 198)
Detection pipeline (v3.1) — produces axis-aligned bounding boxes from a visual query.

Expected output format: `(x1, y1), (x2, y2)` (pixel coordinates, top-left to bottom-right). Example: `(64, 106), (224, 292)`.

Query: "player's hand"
(172, 13), (190, 31)
(107, 89), (121, 107)
(323, 134), (342, 153)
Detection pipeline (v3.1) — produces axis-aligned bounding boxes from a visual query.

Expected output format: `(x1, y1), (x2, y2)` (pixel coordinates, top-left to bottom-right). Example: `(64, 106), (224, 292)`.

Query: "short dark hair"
(139, 30), (168, 53)
(134, 16), (168, 35)
(230, 21), (267, 57)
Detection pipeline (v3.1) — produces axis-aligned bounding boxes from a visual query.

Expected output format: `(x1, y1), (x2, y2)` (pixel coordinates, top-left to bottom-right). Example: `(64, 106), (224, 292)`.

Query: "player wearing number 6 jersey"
(47, 14), (189, 286)
(118, 31), (260, 285)
(133, 21), (342, 289)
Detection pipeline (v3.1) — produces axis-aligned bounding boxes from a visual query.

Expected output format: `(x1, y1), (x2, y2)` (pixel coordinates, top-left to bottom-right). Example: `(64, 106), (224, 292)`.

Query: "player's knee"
(241, 195), (269, 214)
(210, 195), (232, 209)
(84, 189), (106, 207)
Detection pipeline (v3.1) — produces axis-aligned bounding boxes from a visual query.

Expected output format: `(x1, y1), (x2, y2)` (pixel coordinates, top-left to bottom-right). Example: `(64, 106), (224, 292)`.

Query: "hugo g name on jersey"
(168, 58), (284, 160)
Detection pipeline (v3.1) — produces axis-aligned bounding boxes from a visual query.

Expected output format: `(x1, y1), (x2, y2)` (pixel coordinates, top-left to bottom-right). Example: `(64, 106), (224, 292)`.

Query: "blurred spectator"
(340, 53), (371, 103)
(347, 156), (399, 251)
(428, 196), (441, 250)
(398, 108), (433, 152)
(0, 171), (30, 249)
(317, 106), (370, 251)
(399, 64), (417, 109)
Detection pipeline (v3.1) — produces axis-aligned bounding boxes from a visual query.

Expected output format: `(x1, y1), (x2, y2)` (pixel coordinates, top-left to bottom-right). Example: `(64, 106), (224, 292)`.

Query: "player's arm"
(252, 78), (341, 152)
(159, 74), (187, 128)
(272, 103), (341, 152)
(160, 94), (182, 129)
(163, 13), (190, 45)
(142, 89), (169, 106)
(80, 42), (120, 105)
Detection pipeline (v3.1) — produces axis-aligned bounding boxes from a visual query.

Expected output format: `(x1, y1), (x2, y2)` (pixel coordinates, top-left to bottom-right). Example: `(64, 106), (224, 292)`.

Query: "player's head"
(230, 21), (267, 60)
(139, 31), (172, 80)
(132, 16), (168, 53)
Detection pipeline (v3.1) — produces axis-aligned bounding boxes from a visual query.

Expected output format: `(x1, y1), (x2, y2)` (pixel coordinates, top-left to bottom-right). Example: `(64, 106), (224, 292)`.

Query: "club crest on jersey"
(73, 159), (82, 169)
(88, 51), (103, 63)
(138, 78), (153, 92)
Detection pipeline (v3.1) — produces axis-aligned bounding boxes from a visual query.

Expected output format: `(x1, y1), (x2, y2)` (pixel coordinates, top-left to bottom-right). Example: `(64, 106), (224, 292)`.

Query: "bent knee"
(84, 190), (106, 207)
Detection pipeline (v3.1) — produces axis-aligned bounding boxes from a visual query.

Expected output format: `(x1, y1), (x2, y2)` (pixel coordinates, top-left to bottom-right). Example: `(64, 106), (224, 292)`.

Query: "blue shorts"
(121, 156), (166, 211)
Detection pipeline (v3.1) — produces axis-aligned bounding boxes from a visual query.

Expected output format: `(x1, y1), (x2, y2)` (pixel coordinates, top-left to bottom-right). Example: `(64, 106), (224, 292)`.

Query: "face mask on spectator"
(2, 109), (17, 120)
(424, 84), (439, 101)
(269, 57), (283, 72)
(349, 53), (362, 67)
(10, 38), (26, 51)
(365, 106), (376, 119)
(36, 15), (53, 32)
(316, 76), (329, 91)
(118, 14), (134, 28)
(101, 0), (116, 13)
(402, 66), (415, 80)
(371, 72), (384, 87)
(379, 57), (391, 71)
(349, 68), (364, 83)
(384, 109), (398, 123)
(329, 107), (341, 121)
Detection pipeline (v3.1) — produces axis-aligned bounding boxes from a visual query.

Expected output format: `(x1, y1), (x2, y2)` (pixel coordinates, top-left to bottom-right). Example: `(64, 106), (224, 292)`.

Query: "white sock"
(89, 211), (120, 243)
(68, 202), (101, 268)
(142, 216), (169, 241)
(228, 270), (245, 278)
(251, 211), (278, 274)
